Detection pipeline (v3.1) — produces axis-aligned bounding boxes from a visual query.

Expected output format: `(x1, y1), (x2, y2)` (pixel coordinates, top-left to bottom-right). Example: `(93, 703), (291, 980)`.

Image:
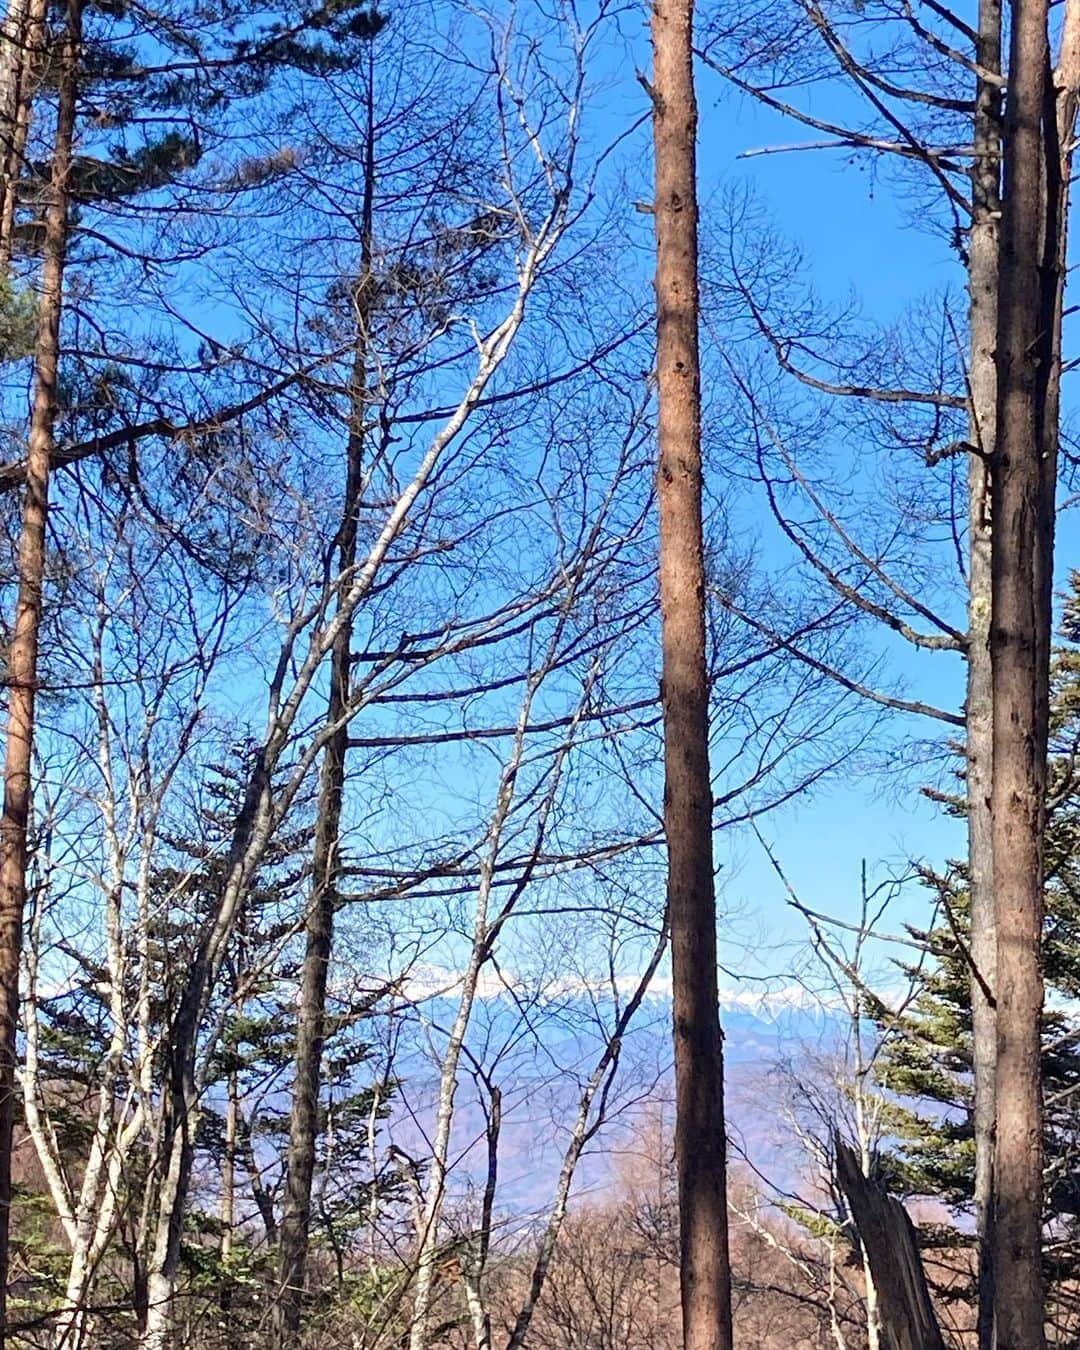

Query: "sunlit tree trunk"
(0, 0), (78, 1336)
(650, 2), (733, 1347)
(966, 3), (1001, 1345)
(218, 1066), (237, 1330)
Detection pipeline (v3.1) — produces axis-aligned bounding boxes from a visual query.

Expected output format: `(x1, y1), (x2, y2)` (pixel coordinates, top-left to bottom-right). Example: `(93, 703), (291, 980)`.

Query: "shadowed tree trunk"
(0, 0), (45, 271)
(834, 1138), (946, 1350)
(990, 0), (1061, 1341)
(989, 1), (1080, 1341)
(650, 2), (733, 1348)
(0, 0), (78, 1337)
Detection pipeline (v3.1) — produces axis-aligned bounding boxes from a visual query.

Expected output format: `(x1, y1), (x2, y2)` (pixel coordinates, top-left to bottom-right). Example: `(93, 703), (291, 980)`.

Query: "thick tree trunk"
(965, 4), (1001, 1346)
(0, 1), (77, 1337)
(651, 3), (733, 1348)
(989, 0), (1058, 1340)
(273, 69), (374, 1345)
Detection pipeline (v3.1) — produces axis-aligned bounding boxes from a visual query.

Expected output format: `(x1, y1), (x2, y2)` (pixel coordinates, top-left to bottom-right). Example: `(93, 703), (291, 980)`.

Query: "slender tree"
(0, 0), (44, 271)
(273, 42), (377, 1344)
(693, 5), (1061, 1338)
(965, 5), (1001, 1340)
(0, 0), (78, 1334)
(650, 2), (733, 1347)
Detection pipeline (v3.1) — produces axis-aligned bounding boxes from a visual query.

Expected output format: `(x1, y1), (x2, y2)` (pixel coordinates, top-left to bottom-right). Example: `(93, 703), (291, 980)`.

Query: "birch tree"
(124, 12), (640, 1343)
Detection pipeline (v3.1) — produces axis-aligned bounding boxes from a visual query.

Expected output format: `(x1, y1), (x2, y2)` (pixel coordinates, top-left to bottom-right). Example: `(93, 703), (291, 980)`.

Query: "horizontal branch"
(716, 594), (963, 726)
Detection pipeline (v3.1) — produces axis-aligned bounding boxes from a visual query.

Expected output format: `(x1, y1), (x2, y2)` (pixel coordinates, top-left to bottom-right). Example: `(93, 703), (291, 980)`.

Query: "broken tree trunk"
(834, 1138), (946, 1350)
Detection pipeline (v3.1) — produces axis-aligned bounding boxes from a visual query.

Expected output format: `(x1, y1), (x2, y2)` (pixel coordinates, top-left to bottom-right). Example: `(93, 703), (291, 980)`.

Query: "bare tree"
(399, 583), (662, 1350)
(272, 43), (377, 1347)
(694, 1), (1080, 1336)
(17, 491), (248, 1349)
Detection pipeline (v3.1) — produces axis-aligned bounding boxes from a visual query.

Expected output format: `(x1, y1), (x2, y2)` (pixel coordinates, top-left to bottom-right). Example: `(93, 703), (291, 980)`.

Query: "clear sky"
(667, 18), (1059, 981)
(688, 39), (1075, 985)
(425, 4), (1010, 989)
(64, 0), (1060, 1001)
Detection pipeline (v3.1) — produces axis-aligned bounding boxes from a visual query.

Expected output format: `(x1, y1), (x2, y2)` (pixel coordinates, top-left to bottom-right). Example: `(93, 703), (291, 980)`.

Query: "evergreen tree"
(13, 740), (398, 1343)
(873, 573), (1080, 1330)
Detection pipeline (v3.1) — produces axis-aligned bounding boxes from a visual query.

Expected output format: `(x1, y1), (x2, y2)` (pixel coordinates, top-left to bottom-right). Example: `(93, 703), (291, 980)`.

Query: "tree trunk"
(965, 4), (1001, 1346)
(989, 0), (1058, 1339)
(0, 0), (77, 1336)
(219, 1066), (237, 1331)
(834, 1138), (946, 1350)
(273, 63), (374, 1346)
(0, 0), (45, 271)
(0, 0), (31, 272)
(272, 356), (364, 1347)
(852, 999), (881, 1350)
(143, 1100), (195, 1350)
(222, 1069), (236, 1264)
(136, 63), (573, 1347)
(988, 7), (1080, 1341)
(650, 3), (733, 1349)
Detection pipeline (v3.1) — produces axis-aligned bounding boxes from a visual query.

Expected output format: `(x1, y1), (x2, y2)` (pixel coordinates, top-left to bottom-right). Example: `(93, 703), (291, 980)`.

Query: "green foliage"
(0, 276), (37, 363)
(8, 0), (388, 268)
(777, 1201), (846, 1244)
(873, 574), (1080, 1285)
(15, 738), (403, 1339)
(8, 1182), (69, 1309)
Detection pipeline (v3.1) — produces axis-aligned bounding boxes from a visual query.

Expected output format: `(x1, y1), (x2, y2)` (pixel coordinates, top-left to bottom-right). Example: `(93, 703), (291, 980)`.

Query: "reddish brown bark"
(651, 3), (733, 1348)
(0, 0), (78, 1336)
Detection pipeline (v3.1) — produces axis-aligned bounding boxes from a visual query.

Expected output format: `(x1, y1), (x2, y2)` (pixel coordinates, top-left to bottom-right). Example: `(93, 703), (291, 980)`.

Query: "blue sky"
(689, 33), (975, 972)
(42, 0), (1049, 1000)
(689, 34), (1072, 981)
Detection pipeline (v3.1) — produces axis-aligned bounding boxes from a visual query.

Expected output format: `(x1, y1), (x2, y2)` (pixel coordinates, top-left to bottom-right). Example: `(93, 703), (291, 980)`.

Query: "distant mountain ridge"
(385, 982), (843, 1212)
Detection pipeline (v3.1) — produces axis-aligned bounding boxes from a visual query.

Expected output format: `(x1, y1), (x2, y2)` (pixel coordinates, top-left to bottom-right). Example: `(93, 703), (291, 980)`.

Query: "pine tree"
(0, 3), (389, 1327)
